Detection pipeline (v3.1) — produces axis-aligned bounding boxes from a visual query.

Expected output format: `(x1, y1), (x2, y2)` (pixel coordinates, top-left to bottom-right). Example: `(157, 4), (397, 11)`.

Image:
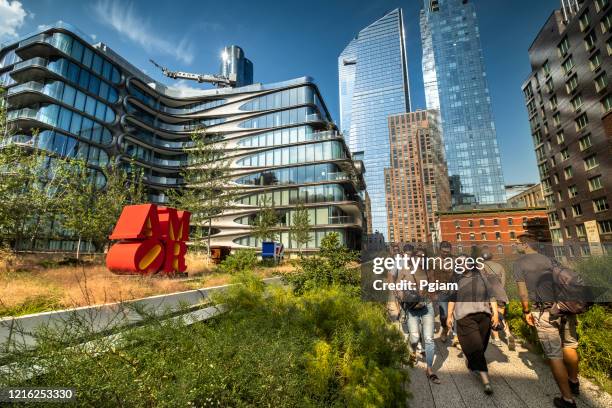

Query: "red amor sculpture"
(106, 204), (191, 275)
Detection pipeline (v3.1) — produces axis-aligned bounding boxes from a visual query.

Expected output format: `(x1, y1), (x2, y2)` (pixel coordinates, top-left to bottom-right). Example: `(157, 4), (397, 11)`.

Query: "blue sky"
(1, 0), (560, 184)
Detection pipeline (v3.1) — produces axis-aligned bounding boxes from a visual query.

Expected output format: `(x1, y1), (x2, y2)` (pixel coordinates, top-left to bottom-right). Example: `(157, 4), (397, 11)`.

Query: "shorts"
(532, 309), (578, 360)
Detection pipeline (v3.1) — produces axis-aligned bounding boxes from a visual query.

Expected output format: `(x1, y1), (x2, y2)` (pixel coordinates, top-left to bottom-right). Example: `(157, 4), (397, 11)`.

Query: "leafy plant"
(284, 232), (360, 294)
(289, 201), (311, 255)
(251, 196), (278, 242)
(217, 249), (258, 274)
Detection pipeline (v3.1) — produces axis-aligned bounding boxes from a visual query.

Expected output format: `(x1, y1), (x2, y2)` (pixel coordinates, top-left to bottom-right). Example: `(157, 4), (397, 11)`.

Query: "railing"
(328, 215), (356, 225)
(326, 172), (350, 181)
(126, 132), (193, 150)
(144, 175), (183, 184)
(305, 113), (322, 123)
(12, 57), (47, 71)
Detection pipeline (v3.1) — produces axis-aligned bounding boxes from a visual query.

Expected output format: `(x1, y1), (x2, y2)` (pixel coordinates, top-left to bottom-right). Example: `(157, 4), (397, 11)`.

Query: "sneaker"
(483, 383), (493, 395)
(569, 379), (580, 396)
(508, 335), (516, 351)
(553, 397), (577, 408)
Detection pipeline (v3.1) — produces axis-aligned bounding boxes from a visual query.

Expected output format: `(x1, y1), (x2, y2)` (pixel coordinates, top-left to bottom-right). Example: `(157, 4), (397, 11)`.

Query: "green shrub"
(284, 232), (360, 294)
(217, 249), (258, 274)
(576, 304), (612, 392)
(5, 273), (410, 407)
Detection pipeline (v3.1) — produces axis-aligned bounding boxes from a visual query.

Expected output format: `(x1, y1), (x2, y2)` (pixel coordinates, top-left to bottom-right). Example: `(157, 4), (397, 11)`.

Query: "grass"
(0, 252), (291, 317)
(4, 274), (409, 407)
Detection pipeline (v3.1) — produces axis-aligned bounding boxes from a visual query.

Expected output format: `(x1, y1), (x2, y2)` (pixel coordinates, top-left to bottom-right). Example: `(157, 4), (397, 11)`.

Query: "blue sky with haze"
(0, 0), (560, 184)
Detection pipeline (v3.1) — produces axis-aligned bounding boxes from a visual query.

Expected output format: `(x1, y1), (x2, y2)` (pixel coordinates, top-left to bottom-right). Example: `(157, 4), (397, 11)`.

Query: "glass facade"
(338, 8), (411, 237)
(1, 24), (364, 253)
(420, 0), (505, 205)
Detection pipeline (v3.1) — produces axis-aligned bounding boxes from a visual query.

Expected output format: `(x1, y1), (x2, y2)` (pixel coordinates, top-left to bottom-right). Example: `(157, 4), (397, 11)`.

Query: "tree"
(251, 196), (278, 243)
(289, 201), (311, 256)
(169, 127), (231, 260)
(62, 161), (145, 257)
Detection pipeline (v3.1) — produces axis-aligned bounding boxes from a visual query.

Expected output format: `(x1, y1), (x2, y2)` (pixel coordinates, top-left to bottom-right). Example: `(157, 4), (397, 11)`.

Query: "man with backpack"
(513, 234), (580, 408)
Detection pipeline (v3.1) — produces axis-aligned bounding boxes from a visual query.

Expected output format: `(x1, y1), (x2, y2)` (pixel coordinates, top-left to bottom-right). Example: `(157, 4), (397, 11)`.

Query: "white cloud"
(93, 0), (195, 65)
(0, 0), (28, 42)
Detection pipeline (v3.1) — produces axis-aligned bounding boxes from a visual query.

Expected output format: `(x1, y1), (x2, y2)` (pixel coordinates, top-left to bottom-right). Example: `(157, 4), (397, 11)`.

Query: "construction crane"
(149, 59), (236, 88)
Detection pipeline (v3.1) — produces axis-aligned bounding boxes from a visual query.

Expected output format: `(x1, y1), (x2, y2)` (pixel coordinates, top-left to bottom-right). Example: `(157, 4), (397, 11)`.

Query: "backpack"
(549, 258), (592, 316)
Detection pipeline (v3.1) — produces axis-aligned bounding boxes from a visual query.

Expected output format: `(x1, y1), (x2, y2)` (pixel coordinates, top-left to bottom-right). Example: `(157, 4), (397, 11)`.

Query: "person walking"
(514, 234), (580, 408)
(434, 241), (456, 344)
(447, 255), (499, 395)
(481, 247), (516, 351)
(398, 246), (440, 384)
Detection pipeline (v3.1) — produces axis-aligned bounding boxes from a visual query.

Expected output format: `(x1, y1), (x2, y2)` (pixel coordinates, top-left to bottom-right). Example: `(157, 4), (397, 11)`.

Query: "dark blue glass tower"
(420, 0), (505, 206)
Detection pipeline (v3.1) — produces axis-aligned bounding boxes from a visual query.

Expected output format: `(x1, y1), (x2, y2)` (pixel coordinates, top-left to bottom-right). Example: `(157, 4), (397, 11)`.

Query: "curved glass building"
(0, 23), (365, 252)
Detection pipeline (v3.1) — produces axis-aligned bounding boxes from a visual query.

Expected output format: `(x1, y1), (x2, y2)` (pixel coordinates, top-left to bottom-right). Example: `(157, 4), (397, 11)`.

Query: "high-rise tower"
(420, 0), (505, 206)
(338, 8), (410, 237)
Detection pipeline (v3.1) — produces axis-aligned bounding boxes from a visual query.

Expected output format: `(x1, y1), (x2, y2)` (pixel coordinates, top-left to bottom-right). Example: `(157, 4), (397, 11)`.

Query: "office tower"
(0, 23), (365, 252)
(338, 8), (411, 238)
(420, 0), (506, 206)
(522, 0), (612, 256)
(384, 110), (451, 244)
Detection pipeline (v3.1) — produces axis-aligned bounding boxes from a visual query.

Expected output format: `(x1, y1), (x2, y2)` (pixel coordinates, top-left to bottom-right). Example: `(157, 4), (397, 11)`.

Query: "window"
(595, 72), (608, 92)
(572, 203), (583, 216)
(509, 231), (516, 239)
(579, 134), (593, 151)
(479, 219), (485, 226)
(497, 245), (503, 254)
(576, 224), (587, 237)
(564, 166), (573, 180)
(570, 94), (584, 111)
(552, 112), (561, 126)
(598, 220), (612, 234)
(589, 52), (602, 71)
(561, 208), (567, 219)
(533, 130), (543, 145)
(543, 60), (551, 76)
(584, 154), (599, 170)
(602, 94), (612, 113)
(602, 12), (612, 33)
(588, 175), (603, 191)
(495, 232), (501, 240)
(562, 57), (575, 75)
(556, 131), (565, 144)
(561, 148), (570, 161)
(584, 30), (597, 50)
(454, 220), (460, 228)
(545, 77), (554, 93)
(596, 0), (610, 13)
(456, 233), (462, 241)
(566, 75), (578, 93)
(481, 232), (487, 240)
(469, 233), (475, 241)
(579, 11), (591, 31)
(594, 197), (610, 212)
(468, 220), (473, 227)
(493, 218), (499, 226)
(607, 37), (612, 55)
(549, 95), (558, 110)
(565, 226), (572, 238)
(508, 218), (513, 225)
(558, 37), (570, 56)
(575, 113), (589, 131)
(568, 185), (578, 198)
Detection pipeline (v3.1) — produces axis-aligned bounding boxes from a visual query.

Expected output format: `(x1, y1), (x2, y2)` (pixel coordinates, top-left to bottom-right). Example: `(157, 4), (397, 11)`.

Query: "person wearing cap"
(434, 241), (457, 344)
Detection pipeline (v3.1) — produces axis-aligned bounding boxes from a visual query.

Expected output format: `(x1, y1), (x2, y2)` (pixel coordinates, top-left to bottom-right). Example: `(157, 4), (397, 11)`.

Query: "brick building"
(521, 0), (612, 256)
(436, 207), (549, 256)
(384, 110), (451, 244)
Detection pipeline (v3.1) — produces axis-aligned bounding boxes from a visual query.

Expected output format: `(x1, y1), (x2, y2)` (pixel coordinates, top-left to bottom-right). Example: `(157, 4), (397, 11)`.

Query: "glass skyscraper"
(420, 0), (505, 206)
(338, 8), (410, 237)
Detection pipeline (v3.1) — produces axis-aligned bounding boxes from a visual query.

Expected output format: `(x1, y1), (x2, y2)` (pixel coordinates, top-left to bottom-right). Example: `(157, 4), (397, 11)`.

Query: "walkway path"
(403, 325), (611, 408)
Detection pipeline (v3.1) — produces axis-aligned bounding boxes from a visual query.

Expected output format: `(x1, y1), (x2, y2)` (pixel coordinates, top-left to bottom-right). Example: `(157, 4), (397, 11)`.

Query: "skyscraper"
(420, 0), (505, 206)
(384, 110), (451, 244)
(522, 0), (612, 256)
(338, 8), (411, 237)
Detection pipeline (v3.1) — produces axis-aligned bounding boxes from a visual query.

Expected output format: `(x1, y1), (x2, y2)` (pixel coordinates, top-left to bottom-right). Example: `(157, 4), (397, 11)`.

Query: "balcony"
(144, 175), (183, 185)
